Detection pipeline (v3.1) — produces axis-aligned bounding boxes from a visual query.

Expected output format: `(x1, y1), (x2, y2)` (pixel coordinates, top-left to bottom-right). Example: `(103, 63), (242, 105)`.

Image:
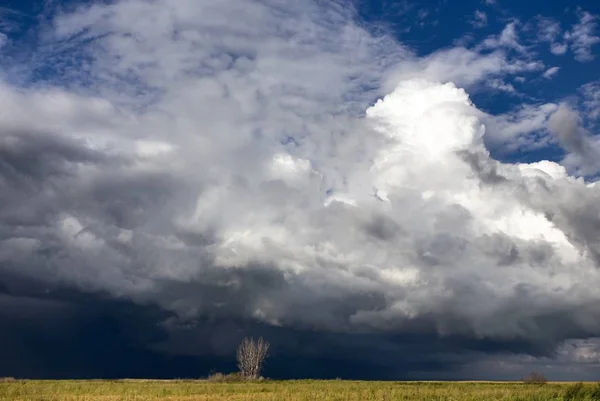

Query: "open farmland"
(1, 380), (600, 401)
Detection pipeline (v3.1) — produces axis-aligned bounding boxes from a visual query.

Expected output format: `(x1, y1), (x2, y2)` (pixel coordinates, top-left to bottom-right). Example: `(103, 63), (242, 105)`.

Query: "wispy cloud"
(486, 78), (517, 93)
(470, 10), (488, 28)
(0, 6), (25, 37)
(536, 16), (568, 55)
(481, 21), (529, 54)
(483, 103), (558, 151)
(581, 80), (600, 120)
(543, 66), (560, 79)
(565, 10), (600, 61)
(386, 44), (543, 92)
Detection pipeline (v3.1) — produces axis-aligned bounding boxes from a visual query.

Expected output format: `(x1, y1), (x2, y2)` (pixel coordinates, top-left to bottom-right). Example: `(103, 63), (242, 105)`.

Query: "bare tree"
(236, 337), (270, 379)
(522, 372), (547, 385)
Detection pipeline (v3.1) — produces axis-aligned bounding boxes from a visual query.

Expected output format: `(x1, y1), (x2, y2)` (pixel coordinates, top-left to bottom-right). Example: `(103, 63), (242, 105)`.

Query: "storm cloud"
(1, 0), (600, 379)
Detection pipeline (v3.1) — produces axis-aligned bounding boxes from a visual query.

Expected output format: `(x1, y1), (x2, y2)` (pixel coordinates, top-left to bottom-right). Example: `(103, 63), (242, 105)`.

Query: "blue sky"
(1, 0), (600, 380)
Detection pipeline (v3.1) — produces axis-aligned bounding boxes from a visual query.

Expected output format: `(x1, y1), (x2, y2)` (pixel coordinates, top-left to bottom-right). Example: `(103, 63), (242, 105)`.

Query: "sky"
(0, 0), (600, 381)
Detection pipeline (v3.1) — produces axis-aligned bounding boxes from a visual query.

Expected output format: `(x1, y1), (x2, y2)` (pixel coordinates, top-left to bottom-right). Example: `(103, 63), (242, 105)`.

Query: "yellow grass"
(1, 379), (599, 400)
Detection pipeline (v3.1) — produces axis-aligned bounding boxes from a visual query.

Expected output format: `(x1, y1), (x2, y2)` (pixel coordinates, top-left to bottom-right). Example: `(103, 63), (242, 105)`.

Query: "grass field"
(2, 380), (600, 401)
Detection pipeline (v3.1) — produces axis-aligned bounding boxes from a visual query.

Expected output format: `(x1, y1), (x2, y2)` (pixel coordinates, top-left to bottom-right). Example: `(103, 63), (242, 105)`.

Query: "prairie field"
(1, 380), (600, 401)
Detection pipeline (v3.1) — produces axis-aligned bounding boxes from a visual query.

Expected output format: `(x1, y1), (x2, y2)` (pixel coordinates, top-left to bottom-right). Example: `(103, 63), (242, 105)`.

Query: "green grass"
(1, 379), (600, 400)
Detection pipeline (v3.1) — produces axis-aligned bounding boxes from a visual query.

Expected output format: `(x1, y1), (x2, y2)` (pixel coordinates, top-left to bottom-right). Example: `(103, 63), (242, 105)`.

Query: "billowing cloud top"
(1, 0), (600, 378)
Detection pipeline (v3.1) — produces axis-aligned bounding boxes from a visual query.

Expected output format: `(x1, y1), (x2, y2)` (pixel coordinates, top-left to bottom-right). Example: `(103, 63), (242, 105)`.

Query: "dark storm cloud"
(0, 272), (559, 380)
(0, 131), (108, 226)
